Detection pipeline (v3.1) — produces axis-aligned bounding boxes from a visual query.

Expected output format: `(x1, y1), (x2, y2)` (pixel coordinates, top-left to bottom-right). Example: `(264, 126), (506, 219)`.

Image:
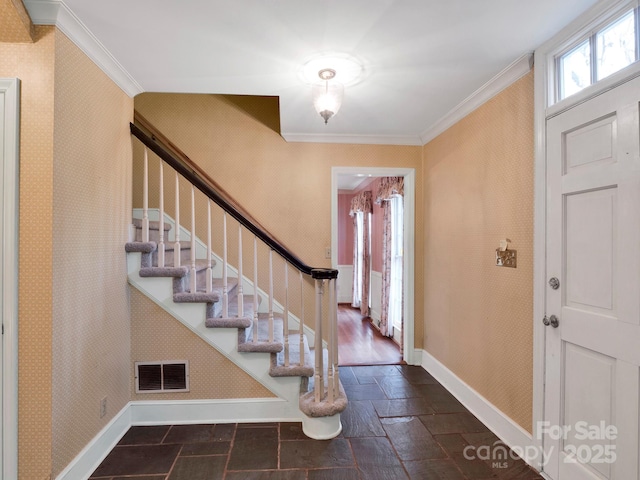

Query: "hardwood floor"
(338, 304), (403, 366)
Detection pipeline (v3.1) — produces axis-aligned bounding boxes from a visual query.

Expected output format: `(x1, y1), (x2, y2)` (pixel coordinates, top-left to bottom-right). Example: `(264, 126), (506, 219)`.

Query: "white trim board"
(24, 0), (143, 98)
(416, 349), (539, 471)
(55, 398), (313, 480)
(420, 53), (533, 145)
(1, 78), (20, 480)
(282, 132), (422, 146)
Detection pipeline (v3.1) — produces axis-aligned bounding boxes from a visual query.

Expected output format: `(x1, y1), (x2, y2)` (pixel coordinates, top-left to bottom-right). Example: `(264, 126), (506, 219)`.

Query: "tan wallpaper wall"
(0, 0), (34, 43)
(131, 289), (274, 400)
(133, 93), (425, 348)
(51, 31), (133, 477)
(422, 71), (535, 432)
(0, 25), (56, 480)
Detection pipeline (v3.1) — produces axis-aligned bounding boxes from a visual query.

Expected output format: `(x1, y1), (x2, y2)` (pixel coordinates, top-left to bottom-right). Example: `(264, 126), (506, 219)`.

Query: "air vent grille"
(135, 361), (189, 393)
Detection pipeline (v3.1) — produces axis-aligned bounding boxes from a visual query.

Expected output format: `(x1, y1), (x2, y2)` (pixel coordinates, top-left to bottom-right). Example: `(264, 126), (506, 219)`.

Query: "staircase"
(126, 113), (347, 439)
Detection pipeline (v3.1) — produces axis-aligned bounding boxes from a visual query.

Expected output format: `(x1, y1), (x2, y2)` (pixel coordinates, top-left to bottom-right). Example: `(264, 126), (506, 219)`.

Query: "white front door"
(543, 74), (640, 479)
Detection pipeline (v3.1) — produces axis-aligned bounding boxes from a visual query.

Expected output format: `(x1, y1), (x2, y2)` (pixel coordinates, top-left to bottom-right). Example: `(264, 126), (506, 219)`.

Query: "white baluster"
(237, 226), (244, 317)
(268, 249), (274, 343)
(190, 186), (197, 293)
(253, 236), (259, 343)
(206, 200), (212, 293)
(222, 212), (228, 317)
(284, 262), (289, 367)
(157, 160), (165, 267)
(142, 147), (149, 242)
(174, 172), (181, 267)
(299, 271), (304, 366)
(314, 279), (324, 403)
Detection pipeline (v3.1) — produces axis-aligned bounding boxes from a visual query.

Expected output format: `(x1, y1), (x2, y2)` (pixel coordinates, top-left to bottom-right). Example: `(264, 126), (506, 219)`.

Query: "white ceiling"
(29, 0), (601, 144)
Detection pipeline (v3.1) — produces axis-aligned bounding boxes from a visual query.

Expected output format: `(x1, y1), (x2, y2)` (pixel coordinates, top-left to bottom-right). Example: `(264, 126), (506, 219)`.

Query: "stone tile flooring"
(90, 365), (543, 479)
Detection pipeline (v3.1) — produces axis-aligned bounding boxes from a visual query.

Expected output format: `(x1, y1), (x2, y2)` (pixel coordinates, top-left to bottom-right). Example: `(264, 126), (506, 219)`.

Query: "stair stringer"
(127, 251), (342, 439)
(132, 209), (327, 348)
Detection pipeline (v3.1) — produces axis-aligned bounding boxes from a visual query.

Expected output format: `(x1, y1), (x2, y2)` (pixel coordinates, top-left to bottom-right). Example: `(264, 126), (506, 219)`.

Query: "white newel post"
(299, 271), (304, 366)
(314, 279), (324, 403)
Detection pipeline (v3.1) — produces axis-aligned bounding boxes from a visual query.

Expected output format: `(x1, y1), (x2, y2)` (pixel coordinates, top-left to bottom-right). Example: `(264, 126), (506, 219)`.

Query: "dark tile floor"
(90, 365), (543, 479)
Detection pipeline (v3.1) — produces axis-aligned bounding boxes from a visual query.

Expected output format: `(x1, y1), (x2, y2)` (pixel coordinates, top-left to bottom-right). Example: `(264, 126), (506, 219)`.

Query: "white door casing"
(543, 74), (640, 479)
(1, 78), (20, 480)
(331, 167), (416, 365)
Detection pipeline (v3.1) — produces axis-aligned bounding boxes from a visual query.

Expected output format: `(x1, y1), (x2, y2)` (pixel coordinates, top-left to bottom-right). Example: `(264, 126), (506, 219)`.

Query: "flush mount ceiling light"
(312, 68), (344, 124)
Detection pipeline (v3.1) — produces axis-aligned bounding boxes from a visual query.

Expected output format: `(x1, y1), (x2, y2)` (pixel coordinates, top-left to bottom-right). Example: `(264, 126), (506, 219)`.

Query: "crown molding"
(282, 132), (423, 146)
(24, 0), (143, 98)
(420, 52), (533, 145)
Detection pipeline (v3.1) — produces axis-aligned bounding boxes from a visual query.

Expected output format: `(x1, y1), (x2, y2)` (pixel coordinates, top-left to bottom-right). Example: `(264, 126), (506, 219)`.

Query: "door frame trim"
(1, 77), (20, 480)
(533, 0), (639, 475)
(331, 167), (416, 365)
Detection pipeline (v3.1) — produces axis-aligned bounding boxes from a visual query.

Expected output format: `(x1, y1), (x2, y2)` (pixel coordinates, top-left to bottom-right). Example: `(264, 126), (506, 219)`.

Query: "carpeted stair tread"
(140, 265), (189, 277)
(125, 241), (156, 253)
(173, 291), (220, 303)
(133, 218), (172, 231)
(133, 218), (172, 242)
(237, 314), (284, 353)
(270, 333), (313, 378)
(299, 347), (348, 417)
(205, 297), (255, 328)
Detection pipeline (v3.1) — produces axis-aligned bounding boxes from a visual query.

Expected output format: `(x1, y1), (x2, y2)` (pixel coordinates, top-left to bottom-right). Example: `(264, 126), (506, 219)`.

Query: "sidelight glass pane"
(560, 40), (591, 99)
(596, 10), (636, 80)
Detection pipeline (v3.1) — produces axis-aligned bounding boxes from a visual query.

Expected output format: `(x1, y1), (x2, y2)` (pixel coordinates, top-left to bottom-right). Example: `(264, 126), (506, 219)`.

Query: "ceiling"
(27, 0), (600, 145)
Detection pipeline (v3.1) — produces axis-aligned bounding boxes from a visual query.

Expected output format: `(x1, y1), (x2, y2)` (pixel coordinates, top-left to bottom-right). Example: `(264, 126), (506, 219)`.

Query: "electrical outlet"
(325, 247), (331, 259)
(100, 397), (107, 418)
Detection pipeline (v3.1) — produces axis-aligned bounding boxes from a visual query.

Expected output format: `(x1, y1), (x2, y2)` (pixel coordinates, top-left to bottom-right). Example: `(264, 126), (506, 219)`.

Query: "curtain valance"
(375, 177), (404, 204)
(349, 190), (373, 216)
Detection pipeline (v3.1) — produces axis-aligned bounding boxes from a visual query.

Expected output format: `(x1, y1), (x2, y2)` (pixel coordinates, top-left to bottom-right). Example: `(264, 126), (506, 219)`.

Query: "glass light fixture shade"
(312, 81), (344, 124)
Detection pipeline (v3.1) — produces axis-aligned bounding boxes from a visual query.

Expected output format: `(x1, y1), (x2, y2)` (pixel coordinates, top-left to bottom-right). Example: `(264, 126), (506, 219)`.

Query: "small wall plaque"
(496, 249), (517, 268)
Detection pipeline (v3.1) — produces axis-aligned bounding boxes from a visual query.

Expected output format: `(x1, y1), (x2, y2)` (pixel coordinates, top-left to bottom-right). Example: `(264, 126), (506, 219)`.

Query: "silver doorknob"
(549, 277), (560, 290)
(543, 315), (559, 328)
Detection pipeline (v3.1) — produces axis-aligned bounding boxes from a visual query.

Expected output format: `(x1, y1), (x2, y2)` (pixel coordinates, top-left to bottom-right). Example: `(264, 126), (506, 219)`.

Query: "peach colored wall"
(134, 93), (425, 349)
(51, 31), (133, 477)
(0, 25), (56, 479)
(422, 71), (534, 432)
(1, 20), (134, 477)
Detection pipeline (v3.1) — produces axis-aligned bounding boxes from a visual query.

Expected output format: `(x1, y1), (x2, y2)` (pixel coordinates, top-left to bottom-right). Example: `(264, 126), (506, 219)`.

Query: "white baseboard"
(56, 397), (309, 480)
(55, 404), (132, 480)
(415, 349), (539, 470)
(129, 398), (299, 425)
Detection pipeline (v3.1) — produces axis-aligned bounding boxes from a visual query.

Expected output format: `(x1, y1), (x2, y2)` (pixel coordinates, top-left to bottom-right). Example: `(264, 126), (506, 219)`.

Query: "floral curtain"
(375, 177), (404, 338)
(350, 191), (372, 316)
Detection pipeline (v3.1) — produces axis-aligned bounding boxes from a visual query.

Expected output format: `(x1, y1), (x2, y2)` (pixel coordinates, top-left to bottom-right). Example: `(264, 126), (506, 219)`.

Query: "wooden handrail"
(131, 112), (337, 279)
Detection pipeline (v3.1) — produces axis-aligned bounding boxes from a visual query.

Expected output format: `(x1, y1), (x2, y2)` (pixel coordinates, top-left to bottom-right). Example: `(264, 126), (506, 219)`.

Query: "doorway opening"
(331, 167), (415, 366)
